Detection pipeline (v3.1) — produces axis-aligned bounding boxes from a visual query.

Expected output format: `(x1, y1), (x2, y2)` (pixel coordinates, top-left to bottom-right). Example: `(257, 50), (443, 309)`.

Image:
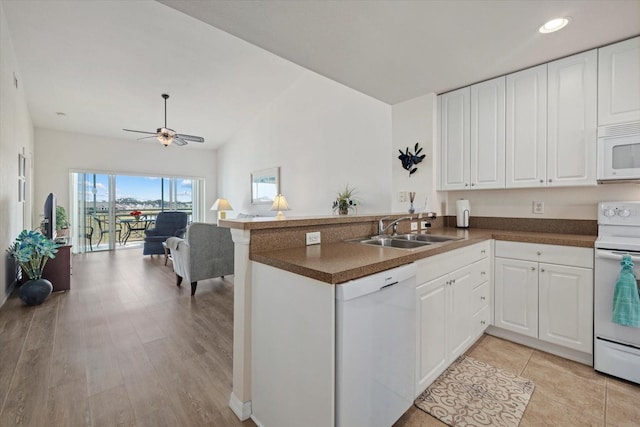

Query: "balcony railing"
(83, 209), (191, 250)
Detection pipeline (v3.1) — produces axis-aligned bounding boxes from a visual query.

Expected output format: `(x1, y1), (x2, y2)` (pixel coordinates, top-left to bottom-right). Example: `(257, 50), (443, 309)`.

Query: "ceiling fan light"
(157, 127), (175, 146)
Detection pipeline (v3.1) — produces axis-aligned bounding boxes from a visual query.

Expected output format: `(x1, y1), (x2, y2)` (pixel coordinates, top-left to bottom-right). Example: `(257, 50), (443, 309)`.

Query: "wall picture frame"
(251, 167), (280, 205)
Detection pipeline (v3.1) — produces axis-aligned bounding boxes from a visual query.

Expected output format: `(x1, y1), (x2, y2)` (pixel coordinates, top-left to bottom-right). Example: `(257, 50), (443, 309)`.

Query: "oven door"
(594, 249), (640, 346)
(597, 132), (640, 181)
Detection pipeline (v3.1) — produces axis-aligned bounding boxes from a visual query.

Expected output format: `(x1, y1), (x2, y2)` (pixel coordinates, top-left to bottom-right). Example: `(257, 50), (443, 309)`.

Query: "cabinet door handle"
(548, 179), (553, 183)
(531, 267), (536, 271)
(541, 268), (545, 272)
(480, 320), (486, 325)
(481, 271), (486, 275)
(465, 183), (469, 187)
(471, 183), (475, 186)
(452, 279), (456, 284)
(481, 250), (486, 254)
(537, 251), (541, 256)
(480, 296), (486, 300)
(539, 179), (544, 183)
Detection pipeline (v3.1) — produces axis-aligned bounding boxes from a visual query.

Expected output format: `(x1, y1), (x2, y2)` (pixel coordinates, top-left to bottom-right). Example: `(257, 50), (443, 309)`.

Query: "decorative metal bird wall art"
(398, 142), (426, 176)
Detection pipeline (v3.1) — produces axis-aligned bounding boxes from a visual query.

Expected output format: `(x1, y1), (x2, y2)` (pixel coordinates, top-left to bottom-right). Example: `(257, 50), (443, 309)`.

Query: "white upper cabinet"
(439, 87), (470, 190)
(506, 64), (548, 188)
(547, 49), (598, 186)
(439, 77), (505, 190)
(598, 37), (640, 125)
(471, 77), (506, 189)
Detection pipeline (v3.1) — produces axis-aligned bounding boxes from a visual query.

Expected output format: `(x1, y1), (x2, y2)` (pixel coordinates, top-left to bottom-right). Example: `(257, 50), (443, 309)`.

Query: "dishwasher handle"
(380, 281), (399, 290)
(336, 263), (417, 301)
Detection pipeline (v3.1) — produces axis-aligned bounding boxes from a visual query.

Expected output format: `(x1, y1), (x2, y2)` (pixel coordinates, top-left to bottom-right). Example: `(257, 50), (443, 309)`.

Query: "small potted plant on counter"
(6, 230), (59, 305)
(332, 185), (358, 215)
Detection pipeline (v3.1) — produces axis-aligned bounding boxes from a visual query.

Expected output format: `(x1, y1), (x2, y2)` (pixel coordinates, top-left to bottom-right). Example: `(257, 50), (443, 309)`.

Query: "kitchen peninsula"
(219, 214), (595, 425)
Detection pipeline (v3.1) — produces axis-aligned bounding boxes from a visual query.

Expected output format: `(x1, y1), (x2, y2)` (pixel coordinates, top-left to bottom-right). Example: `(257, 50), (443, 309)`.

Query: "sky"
(83, 174), (192, 202)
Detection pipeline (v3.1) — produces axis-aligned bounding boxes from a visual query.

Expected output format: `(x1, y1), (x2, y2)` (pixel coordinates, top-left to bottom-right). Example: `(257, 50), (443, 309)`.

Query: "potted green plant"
(332, 185), (358, 215)
(6, 230), (59, 305)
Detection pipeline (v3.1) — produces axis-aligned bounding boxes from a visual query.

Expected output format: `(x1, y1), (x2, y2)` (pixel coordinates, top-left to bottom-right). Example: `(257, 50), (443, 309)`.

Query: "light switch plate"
(306, 231), (321, 245)
(410, 222), (418, 231)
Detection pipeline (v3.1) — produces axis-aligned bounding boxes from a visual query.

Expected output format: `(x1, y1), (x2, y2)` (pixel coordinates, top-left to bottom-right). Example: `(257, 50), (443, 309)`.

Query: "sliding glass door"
(70, 172), (204, 254)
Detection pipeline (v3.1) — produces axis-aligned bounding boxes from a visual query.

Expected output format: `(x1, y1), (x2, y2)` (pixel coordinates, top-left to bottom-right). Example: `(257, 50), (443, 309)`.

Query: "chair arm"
(175, 227), (187, 238)
(145, 228), (160, 237)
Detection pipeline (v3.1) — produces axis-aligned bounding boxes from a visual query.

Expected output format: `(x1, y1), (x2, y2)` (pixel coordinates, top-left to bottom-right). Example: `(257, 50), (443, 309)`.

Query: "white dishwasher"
(335, 263), (417, 427)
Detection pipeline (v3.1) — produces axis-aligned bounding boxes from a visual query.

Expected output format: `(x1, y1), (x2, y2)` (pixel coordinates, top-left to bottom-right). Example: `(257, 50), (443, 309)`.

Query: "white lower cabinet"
(415, 241), (491, 394)
(538, 263), (593, 352)
(494, 241), (593, 355)
(494, 258), (539, 338)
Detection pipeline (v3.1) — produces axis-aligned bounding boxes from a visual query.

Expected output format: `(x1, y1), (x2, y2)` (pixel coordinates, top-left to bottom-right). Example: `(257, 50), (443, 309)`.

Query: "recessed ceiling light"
(56, 112), (66, 117)
(539, 17), (570, 34)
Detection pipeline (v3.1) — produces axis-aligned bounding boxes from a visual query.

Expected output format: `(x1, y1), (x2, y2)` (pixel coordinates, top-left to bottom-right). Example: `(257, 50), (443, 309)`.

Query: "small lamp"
(210, 198), (233, 220)
(271, 194), (290, 219)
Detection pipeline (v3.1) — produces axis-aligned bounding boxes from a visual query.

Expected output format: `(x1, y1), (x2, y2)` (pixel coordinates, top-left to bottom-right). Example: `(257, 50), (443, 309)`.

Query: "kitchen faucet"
(378, 216), (413, 236)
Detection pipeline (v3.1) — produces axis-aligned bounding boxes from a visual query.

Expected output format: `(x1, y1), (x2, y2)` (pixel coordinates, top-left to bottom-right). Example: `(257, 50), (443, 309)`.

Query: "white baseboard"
(228, 392), (252, 421)
(486, 326), (593, 366)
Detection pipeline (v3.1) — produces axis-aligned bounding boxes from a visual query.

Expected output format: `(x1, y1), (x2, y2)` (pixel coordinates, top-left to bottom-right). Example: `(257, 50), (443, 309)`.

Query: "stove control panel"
(598, 201), (640, 225)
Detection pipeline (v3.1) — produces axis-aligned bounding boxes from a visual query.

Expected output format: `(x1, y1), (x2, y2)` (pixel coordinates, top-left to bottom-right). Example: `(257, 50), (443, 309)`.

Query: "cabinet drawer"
(472, 280), (490, 315)
(495, 241), (593, 268)
(469, 258), (490, 288)
(472, 305), (491, 337)
(417, 240), (490, 284)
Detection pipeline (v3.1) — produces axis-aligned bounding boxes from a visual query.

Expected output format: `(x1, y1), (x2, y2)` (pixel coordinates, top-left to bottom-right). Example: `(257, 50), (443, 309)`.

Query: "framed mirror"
(251, 167), (280, 205)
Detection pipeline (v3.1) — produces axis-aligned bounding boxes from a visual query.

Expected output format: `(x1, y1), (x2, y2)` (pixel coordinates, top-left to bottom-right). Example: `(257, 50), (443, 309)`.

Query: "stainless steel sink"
(393, 234), (462, 243)
(348, 233), (462, 250)
(355, 238), (432, 249)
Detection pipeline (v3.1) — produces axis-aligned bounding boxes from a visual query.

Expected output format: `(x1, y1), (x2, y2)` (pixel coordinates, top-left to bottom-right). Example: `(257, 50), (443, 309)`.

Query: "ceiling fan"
(123, 93), (205, 147)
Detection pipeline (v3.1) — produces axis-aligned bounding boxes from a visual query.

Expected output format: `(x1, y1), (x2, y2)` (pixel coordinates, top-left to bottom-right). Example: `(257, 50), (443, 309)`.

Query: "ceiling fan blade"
(173, 137), (188, 146)
(123, 129), (156, 135)
(136, 135), (157, 141)
(176, 133), (205, 143)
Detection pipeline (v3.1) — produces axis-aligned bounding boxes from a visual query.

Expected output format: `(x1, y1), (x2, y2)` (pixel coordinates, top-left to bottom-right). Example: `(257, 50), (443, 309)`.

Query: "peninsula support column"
(229, 229), (253, 420)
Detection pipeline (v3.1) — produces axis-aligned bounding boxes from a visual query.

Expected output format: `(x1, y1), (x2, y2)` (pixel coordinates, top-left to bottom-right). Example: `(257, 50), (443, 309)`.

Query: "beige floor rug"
(415, 356), (535, 427)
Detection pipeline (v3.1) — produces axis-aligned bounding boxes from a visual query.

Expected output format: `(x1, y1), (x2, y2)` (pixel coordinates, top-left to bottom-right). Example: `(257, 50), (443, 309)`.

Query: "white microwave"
(597, 121), (640, 183)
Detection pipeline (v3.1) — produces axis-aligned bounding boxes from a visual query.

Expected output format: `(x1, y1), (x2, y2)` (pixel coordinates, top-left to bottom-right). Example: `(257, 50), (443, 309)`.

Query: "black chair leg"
(191, 282), (197, 296)
(176, 274), (183, 287)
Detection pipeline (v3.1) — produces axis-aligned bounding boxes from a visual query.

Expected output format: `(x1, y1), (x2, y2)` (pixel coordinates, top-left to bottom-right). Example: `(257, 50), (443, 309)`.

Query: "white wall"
(0, 1), (34, 299)
(445, 185), (640, 220)
(391, 93), (445, 215)
(33, 128), (218, 224)
(217, 72), (392, 217)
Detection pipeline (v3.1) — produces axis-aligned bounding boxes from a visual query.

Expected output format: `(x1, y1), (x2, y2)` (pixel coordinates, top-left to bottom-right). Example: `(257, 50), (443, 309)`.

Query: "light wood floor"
(0, 248), (255, 426)
(2, 249), (639, 426)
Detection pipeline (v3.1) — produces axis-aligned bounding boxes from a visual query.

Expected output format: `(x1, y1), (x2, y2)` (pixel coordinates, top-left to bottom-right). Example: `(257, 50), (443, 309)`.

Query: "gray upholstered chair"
(165, 223), (234, 296)
(143, 211), (188, 255)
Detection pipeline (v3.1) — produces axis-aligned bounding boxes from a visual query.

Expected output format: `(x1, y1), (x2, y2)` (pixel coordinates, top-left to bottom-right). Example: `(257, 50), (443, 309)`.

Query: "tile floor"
(395, 334), (640, 427)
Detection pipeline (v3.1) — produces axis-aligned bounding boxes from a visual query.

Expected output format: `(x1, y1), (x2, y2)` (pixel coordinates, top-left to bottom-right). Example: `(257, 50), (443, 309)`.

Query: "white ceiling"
(3, 0), (640, 149)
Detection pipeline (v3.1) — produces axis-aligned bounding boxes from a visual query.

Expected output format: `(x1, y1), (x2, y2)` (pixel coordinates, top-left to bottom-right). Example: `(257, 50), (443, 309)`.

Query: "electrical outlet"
(410, 222), (418, 231)
(399, 191), (408, 203)
(532, 201), (544, 214)
(306, 231), (321, 245)
(421, 221), (432, 229)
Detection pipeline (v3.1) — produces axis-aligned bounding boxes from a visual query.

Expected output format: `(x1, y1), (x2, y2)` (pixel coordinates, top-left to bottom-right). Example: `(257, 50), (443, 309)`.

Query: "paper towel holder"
(456, 199), (470, 229)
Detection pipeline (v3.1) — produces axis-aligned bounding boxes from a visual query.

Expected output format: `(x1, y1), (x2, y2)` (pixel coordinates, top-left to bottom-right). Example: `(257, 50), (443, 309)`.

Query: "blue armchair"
(143, 211), (188, 256)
